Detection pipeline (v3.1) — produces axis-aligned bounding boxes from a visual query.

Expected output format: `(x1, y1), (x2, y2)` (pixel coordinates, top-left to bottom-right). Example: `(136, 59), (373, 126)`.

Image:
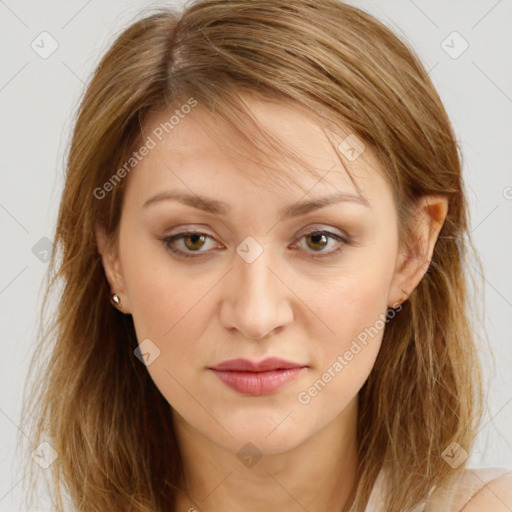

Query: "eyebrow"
(143, 190), (371, 218)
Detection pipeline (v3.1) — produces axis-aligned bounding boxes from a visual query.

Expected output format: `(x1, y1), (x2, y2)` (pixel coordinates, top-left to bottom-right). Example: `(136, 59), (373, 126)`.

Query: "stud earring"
(110, 293), (122, 309)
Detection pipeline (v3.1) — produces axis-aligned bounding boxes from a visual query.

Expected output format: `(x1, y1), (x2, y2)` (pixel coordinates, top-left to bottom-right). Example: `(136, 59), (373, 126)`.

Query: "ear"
(95, 223), (131, 313)
(387, 194), (448, 308)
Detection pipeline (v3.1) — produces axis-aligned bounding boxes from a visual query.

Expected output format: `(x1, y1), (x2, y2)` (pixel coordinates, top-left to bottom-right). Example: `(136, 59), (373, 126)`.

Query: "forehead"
(126, 94), (390, 209)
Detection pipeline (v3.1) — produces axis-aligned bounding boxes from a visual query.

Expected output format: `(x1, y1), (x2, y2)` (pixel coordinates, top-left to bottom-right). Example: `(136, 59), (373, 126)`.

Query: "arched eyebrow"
(142, 190), (371, 218)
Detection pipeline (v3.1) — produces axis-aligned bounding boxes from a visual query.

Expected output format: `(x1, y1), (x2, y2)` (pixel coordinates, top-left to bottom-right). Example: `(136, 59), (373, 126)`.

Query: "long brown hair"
(20, 1), (484, 510)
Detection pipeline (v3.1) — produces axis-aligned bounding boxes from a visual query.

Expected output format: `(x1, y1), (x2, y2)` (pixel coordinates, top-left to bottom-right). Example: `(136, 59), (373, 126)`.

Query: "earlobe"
(387, 194), (449, 308)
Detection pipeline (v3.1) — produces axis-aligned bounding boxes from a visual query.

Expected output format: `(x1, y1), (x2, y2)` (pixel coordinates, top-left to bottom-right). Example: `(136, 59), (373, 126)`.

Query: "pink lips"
(209, 357), (307, 396)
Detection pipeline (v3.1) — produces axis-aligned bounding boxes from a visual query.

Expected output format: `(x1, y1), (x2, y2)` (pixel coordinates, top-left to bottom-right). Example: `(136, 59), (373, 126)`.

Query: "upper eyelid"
(164, 223), (347, 238)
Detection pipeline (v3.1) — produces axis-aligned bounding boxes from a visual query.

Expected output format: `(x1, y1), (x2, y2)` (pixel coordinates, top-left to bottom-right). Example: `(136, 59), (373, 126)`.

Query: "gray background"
(1, 0), (511, 510)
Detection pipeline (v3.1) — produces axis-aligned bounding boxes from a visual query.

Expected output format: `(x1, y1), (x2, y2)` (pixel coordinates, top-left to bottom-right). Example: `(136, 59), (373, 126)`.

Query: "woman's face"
(99, 96), (415, 455)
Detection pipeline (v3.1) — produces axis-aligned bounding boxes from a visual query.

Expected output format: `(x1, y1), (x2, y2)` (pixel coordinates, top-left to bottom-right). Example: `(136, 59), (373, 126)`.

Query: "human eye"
(290, 227), (350, 259)
(160, 230), (223, 258)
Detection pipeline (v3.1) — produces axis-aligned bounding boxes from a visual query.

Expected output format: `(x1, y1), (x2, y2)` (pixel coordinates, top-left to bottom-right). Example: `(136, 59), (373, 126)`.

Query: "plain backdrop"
(1, 0), (511, 510)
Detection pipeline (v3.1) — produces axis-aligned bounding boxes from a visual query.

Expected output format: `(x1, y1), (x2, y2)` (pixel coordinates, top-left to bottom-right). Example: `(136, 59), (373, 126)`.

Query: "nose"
(219, 249), (294, 340)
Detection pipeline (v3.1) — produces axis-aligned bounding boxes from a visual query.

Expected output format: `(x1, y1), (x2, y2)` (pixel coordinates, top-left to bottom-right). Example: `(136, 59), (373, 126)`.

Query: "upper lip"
(210, 357), (306, 372)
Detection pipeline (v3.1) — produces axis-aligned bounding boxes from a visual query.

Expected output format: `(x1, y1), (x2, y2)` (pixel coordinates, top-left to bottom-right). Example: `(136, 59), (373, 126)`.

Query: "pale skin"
(96, 94), (452, 511)
(462, 475), (512, 512)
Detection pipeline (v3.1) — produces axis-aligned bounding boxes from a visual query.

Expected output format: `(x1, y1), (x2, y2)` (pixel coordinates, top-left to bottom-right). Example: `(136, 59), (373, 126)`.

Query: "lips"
(211, 357), (304, 372)
(209, 357), (307, 396)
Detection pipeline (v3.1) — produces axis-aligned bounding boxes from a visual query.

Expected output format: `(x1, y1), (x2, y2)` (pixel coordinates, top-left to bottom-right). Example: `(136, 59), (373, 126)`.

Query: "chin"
(216, 425), (309, 458)
(190, 403), (322, 457)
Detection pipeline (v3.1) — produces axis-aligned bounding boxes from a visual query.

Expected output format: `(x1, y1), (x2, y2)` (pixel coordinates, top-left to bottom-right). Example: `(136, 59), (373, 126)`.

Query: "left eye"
(291, 230), (349, 258)
(161, 229), (349, 259)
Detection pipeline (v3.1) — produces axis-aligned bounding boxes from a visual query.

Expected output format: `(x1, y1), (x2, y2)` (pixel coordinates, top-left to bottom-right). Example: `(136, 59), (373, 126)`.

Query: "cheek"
(295, 276), (390, 429)
(298, 244), (396, 403)
(122, 253), (210, 411)
(127, 269), (213, 380)
(119, 237), (218, 400)
(120, 233), (212, 339)
(303, 259), (394, 356)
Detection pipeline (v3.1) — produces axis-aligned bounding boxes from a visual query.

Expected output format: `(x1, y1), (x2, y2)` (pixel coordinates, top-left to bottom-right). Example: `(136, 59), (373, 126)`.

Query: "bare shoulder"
(459, 472), (512, 512)
(424, 467), (512, 512)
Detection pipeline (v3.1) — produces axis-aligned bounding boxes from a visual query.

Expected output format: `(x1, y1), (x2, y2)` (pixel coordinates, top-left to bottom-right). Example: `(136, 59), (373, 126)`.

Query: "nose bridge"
(238, 252), (274, 307)
(221, 242), (293, 339)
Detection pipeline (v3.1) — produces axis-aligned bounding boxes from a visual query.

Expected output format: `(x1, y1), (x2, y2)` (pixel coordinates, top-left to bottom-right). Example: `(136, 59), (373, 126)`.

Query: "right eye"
(160, 231), (223, 258)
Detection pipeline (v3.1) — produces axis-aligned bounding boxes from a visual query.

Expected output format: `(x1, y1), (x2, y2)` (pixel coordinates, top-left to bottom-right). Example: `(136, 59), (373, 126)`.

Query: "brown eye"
(161, 231), (221, 258)
(305, 233), (329, 251)
(292, 230), (350, 259)
(182, 233), (207, 251)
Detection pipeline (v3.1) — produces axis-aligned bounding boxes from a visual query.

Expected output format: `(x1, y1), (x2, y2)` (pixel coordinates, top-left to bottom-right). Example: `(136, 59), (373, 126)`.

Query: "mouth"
(208, 357), (308, 396)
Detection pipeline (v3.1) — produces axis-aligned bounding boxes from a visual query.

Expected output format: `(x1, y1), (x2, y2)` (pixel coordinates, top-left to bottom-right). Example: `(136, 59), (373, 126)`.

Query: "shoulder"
(367, 465), (512, 512)
(425, 467), (512, 512)
(459, 471), (512, 512)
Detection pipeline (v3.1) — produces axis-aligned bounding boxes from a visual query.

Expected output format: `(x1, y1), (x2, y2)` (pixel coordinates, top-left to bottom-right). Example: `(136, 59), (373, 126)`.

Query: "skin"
(462, 473), (512, 512)
(96, 94), (448, 512)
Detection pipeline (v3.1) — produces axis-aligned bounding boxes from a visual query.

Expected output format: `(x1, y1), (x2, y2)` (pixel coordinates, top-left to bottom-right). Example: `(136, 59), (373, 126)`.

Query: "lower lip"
(210, 367), (307, 396)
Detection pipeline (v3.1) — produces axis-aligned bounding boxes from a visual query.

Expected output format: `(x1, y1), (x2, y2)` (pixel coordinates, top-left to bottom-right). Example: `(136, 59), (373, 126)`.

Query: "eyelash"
(159, 229), (350, 260)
